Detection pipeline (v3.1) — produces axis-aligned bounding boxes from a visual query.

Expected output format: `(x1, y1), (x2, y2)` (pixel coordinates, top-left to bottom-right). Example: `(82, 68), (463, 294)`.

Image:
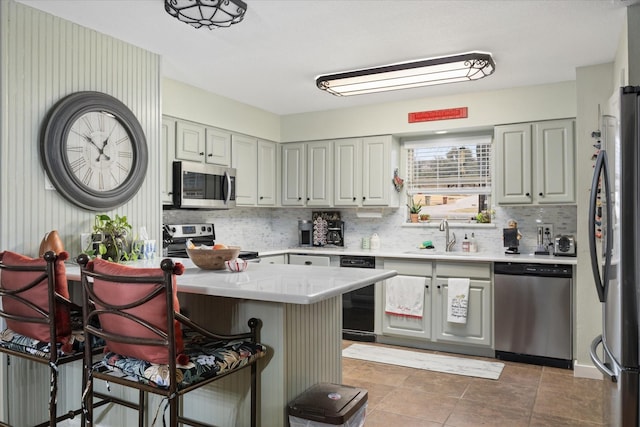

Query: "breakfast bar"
(67, 259), (397, 426)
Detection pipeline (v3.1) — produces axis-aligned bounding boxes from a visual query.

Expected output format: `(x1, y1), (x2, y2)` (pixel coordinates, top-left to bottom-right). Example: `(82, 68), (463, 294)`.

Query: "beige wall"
(162, 78), (281, 142)
(281, 81), (577, 142)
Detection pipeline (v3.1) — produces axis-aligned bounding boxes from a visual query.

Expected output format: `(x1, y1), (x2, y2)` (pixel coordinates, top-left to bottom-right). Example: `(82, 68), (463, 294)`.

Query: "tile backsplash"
(163, 204), (577, 256)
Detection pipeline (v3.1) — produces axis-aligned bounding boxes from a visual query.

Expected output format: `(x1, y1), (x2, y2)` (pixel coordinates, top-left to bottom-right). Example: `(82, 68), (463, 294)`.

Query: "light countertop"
(65, 259), (397, 305)
(258, 247), (578, 265)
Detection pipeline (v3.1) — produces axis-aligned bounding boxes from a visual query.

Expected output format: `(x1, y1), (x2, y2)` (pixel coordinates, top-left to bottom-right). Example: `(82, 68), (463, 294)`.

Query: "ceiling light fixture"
(164, 0), (247, 30)
(316, 52), (495, 97)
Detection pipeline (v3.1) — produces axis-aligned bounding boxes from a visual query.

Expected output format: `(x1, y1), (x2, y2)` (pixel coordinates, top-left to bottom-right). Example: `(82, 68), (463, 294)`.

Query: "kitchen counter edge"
(258, 248), (578, 265)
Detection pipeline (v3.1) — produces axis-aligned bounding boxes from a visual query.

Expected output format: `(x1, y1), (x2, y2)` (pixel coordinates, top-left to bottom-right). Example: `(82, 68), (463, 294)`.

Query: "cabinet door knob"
(437, 285), (441, 289)
(298, 197), (302, 201)
(304, 261), (312, 265)
(207, 153), (213, 157)
(307, 197), (310, 201)
(352, 197), (356, 201)
(362, 197), (366, 201)
(259, 196), (264, 200)
(425, 285), (429, 289)
(199, 152), (204, 156)
(525, 192), (531, 197)
(539, 192), (544, 196)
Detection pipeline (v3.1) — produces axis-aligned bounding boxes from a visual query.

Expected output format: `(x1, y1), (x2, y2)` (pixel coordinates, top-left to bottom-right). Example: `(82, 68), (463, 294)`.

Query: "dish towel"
(447, 278), (470, 324)
(385, 276), (424, 318)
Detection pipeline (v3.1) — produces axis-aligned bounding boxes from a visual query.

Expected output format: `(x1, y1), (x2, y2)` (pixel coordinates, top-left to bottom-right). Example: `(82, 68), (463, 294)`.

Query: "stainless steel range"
(162, 223), (259, 261)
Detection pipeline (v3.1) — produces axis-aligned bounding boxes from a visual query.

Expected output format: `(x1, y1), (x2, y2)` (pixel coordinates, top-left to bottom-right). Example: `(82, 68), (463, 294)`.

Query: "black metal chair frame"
(77, 254), (263, 427)
(0, 251), (99, 427)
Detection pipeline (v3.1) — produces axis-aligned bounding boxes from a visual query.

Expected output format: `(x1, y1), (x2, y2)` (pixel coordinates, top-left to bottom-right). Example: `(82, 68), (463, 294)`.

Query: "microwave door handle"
(224, 171), (231, 205)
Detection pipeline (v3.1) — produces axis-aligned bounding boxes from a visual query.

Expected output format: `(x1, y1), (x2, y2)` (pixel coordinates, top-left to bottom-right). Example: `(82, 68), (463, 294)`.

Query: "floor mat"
(342, 343), (504, 380)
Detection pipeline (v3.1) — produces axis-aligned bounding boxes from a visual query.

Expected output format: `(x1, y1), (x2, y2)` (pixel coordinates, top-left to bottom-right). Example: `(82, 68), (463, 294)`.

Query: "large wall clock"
(40, 91), (148, 211)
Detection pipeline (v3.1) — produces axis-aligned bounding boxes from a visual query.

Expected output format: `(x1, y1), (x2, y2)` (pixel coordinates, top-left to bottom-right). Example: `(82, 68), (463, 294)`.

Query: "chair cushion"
(89, 258), (184, 364)
(0, 251), (71, 343)
(0, 311), (102, 357)
(98, 329), (267, 388)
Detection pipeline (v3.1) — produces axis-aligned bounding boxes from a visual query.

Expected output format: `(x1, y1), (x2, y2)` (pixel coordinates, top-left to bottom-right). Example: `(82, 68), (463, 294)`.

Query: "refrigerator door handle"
(588, 150), (612, 302)
(590, 334), (617, 381)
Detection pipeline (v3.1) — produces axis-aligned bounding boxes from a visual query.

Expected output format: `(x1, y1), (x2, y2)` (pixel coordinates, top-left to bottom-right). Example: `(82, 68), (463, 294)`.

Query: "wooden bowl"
(186, 246), (241, 270)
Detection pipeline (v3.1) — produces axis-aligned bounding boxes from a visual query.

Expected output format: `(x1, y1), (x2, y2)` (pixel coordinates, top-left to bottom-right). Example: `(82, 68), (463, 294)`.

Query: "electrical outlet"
(540, 223), (554, 243)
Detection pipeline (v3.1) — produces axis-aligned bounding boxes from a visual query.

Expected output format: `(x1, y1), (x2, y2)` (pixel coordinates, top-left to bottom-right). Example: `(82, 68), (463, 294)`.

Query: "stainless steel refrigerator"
(589, 86), (640, 426)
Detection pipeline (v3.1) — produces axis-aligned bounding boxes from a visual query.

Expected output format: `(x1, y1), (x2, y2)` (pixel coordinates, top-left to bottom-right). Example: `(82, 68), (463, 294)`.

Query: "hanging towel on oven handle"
(447, 278), (470, 324)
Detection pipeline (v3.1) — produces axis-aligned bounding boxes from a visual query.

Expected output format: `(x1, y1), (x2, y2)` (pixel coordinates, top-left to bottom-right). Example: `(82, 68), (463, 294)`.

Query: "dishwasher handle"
(590, 334), (617, 381)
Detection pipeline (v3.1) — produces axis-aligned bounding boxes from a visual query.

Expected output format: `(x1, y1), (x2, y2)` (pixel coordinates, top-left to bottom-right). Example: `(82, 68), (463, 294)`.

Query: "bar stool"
(77, 255), (267, 426)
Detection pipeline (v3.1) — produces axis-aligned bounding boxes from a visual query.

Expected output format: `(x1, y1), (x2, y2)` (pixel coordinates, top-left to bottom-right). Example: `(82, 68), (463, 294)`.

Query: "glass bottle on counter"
(462, 234), (470, 252)
(470, 232), (478, 252)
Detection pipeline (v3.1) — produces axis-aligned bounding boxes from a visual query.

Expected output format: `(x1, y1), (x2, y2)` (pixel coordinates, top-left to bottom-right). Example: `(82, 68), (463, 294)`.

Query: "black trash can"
(287, 383), (368, 427)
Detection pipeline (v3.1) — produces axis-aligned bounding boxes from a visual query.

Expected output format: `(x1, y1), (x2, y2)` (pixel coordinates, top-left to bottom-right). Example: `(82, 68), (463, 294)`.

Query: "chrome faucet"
(439, 219), (456, 252)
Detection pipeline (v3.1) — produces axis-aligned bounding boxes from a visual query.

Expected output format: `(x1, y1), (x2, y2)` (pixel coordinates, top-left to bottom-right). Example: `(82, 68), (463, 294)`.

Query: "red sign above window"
(408, 107), (468, 123)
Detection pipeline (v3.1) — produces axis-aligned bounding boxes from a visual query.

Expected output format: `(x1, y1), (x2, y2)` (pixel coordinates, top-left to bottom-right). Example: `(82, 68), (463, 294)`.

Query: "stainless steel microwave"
(172, 161), (236, 209)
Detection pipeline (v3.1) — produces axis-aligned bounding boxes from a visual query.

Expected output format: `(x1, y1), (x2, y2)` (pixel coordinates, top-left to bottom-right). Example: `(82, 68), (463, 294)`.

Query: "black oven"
(341, 255), (376, 342)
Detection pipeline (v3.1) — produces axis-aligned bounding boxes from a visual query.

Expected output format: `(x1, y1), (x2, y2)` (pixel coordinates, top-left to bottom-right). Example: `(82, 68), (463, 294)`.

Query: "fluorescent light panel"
(316, 52), (495, 96)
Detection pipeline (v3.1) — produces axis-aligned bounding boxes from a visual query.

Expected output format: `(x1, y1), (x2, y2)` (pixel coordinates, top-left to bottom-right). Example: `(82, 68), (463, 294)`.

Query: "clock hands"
(82, 134), (110, 162)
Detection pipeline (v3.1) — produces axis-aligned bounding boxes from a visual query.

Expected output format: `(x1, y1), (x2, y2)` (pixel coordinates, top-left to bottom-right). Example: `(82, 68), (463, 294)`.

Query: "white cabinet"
(378, 259), (492, 350)
(281, 143), (306, 206)
(381, 260), (432, 340)
(232, 135), (277, 206)
(335, 136), (399, 207)
(306, 141), (333, 206)
(204, 127), (231, 166)
(495, 119), (575, 205)
(433, 262), (492, 347)
(288, 254), (331, 266)
(260, 254), (286, 264)
(161, 117), (176, 205)
(175, 119), (231, 166)
(281, 141), (333, 207)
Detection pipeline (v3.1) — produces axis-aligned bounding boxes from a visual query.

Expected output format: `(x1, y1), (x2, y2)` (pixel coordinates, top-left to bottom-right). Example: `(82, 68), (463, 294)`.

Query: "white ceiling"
(15, 0), (636, 115)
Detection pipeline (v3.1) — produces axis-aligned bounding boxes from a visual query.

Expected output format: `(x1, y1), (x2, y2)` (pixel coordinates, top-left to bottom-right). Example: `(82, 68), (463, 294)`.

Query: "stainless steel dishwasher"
(494, 262), (573, 369)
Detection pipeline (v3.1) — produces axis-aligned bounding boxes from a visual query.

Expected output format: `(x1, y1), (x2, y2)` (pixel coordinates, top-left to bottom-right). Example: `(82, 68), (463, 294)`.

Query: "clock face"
(40, 92), (148, 211)
(66, 111), (135, 192)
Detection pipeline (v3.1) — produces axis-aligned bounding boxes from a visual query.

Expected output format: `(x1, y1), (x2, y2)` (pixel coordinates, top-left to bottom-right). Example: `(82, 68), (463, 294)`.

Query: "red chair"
(0, 250), (102, 426)
(77, 255), (267, 426)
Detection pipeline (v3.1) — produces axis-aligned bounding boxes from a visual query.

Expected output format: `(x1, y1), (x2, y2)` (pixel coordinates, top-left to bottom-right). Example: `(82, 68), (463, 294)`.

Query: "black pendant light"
(165, 0), (247, 30)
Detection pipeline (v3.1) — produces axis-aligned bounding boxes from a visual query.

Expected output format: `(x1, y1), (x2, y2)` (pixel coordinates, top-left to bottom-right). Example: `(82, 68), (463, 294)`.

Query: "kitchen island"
(66, 259), (397, 426)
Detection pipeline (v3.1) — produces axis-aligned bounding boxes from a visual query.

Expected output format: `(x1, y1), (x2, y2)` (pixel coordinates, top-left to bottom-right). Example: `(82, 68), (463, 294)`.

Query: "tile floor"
(341, 341), (607, 426)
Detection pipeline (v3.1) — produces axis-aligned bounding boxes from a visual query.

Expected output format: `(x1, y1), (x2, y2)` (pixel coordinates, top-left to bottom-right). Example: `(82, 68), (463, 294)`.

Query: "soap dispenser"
(470, 232), (478, 252)
(462, 234), (470, 252)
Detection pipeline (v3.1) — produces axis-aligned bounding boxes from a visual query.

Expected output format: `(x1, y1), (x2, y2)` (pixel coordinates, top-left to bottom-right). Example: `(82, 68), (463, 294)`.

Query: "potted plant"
(91, 214), (135, 262)
(407, 200), (422, 223)
(419, 213), (430, 222)
(475, 209), (495, 224)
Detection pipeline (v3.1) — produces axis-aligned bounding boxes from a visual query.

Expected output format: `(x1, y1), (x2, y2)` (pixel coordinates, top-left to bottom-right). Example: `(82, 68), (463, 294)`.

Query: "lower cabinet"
(382, 275), (432, 340)
(433, 277), (491, 347)
(260, 254), (286, 264)
(381, 259), (433, 340)
(379, 259), (493, 350)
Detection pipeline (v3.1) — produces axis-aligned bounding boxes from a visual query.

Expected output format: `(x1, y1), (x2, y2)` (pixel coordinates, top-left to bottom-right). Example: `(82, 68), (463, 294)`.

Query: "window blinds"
(405, 134), (492, 194)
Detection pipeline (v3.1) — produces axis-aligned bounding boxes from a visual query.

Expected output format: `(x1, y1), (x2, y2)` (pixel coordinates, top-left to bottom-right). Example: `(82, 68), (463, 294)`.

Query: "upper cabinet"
(335, 135), (399, 207)
(495, 119), (575, 205)
(161, 117), (177, 205)
(232, 134), (277, 206)
(281, 140), (333, 207)
(175, 119), (231, 166)
(281, 142), (306, 206)
(282, 135), (399, 208)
